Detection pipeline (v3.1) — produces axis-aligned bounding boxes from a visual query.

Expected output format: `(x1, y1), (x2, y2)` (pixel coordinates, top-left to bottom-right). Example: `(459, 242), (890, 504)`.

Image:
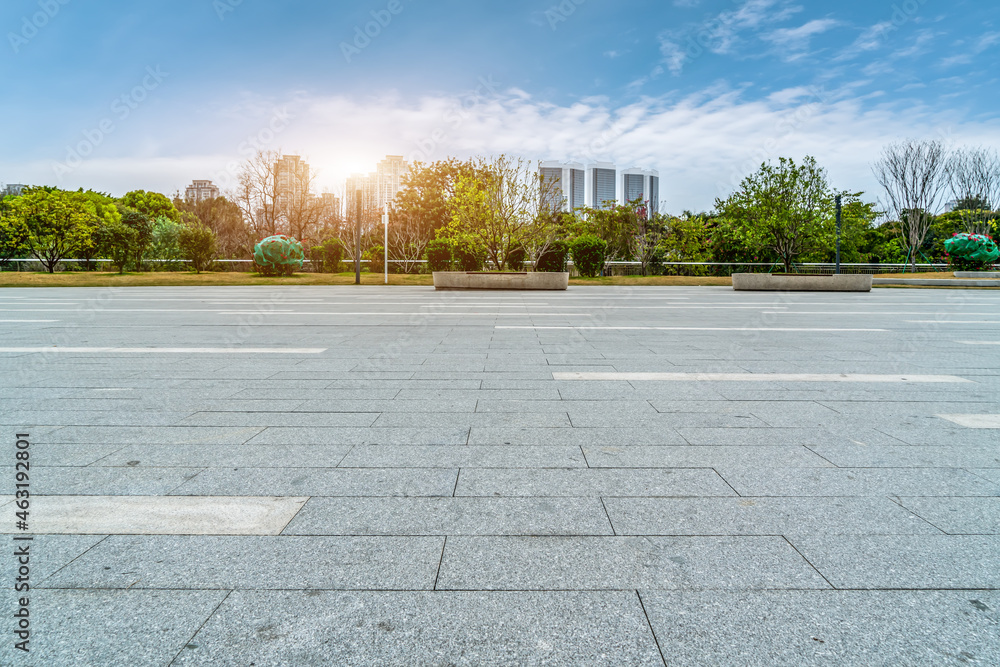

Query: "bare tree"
(872, 140), (949, 272)
(946, 146), (1000, 234)
(231, 149), (282, 244)
(388, 206), (429, 273)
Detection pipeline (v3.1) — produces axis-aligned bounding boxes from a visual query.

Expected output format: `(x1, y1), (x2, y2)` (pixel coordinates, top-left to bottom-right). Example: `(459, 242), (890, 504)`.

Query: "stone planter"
(954, 271), (1000, 279)
(433, 271), (569, 290)
(732, 272), (872, 292)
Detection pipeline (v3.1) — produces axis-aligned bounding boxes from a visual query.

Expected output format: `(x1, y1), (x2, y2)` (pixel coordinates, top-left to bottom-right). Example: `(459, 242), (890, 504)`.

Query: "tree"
(232, 149), (282, 241)
(118, 207), (153, 270)
(119, 190), (181, 222)
(76, 190), (121, 270)
(95, 220), (138, 274)
(0, 196), (29, 268)
(449, 155), (554, 270)
(393, 158), (475, 238)
(659, 213), (714, 275)
(179, 223), (217, 273)
(175, 195), (249, 259)
(872, 140), (949, 272)
(946, 146), (1000, 235)
(425, 238), (452, 271)
(14, 188), (96, 273)
(570, 234), (607, 277)
(716, 156), (832, 273)
(388, 206), (430, 273)
(148, 216), (185, 269)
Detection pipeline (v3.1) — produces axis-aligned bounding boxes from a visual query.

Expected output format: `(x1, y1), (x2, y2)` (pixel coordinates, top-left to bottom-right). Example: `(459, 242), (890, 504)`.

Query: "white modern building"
(539, 161), (585, 212)
(1, 183), (27, 197)
(621, 168), (660, 216)
(588, 162), (617, 210)
(183, 180), (220, 204)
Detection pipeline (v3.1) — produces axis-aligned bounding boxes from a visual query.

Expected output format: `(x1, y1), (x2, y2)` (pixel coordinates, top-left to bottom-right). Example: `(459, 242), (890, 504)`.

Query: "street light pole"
(354, 190), (361, 285)
(383, 201), (388, 285)
(835, 194), (842, 275)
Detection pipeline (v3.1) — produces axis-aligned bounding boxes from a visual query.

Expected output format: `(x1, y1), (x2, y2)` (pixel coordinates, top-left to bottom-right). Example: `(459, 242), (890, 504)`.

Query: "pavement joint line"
(496, 326), (891, 332)
(782, 535), (837, 590)
(552, 372), (972, 383)
(169, 589), (233, 666)
(636, 590), (669, 667)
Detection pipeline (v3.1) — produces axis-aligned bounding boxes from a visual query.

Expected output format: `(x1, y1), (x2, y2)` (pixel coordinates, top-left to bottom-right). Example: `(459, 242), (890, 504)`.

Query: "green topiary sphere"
(254, 235), (305, 276)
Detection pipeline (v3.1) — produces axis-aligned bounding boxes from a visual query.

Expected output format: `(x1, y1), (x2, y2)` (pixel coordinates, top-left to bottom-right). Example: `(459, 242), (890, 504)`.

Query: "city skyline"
(1, 1), (998, 211)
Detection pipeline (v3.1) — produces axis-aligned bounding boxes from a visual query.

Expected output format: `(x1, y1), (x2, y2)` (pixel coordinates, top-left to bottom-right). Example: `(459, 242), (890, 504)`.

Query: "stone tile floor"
(1, 285), (998, 665)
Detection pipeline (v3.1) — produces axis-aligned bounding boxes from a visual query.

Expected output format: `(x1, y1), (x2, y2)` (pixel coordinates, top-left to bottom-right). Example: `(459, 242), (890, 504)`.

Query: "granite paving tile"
(169, 467), (458, 497)
(715, 467), (999, 496)
(896, 497), (1000, 534)
(582, 445), (831, 468)
(455, 468), (734, 497)
(283, 497), (613, 535)
(339, 445), (586, 468)
(172, 590), (665, 666)
(437, 536), (829, 590)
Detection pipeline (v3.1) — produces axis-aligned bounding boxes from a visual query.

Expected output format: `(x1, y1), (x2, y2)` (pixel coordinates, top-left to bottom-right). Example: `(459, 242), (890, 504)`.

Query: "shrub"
(453, 238), (486, 271)
(95, 220), (138, 274)
(535, 239), (568, 272)
(426, 239), (452, 271)
(253, 235), (304, 276)
(570, 234), (607, 277)
(364, 245), (384, 273)
(944, 233), (999, 271)
(149, 216), (185, 270)
(506, 244), (527, 271)
(179, 223), (217, 273)
(310, 238), (344, 273)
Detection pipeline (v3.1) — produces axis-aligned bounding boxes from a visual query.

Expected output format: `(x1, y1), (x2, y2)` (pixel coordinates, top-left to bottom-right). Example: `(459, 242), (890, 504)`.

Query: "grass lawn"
(0, 271), (736, 288)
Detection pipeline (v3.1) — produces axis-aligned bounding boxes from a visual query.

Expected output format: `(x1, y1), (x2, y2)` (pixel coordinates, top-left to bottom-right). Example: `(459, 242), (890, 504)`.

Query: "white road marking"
(554, 372), (972, 383)
(0, 347), (326, 354)
(0, 496), (309, 535)
(906, 320), (1000, 324)
(958, 341), (1000, 345)
(0, 320), (59, 323)
(495, 326), (888, 332)
(937, 414), (1000, 429)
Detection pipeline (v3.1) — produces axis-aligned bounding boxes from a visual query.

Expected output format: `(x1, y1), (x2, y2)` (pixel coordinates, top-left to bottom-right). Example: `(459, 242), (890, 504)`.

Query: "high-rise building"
(620, 168), (661, 216)
(376, 155), (409, 207)
(589, 163), (617, 210)
(183, 180), (220, 204)
(273, 155), (310, 208)
(320, 192), (342, 219)
(539, 161), (585, 212)
(1, 183), (27, 197)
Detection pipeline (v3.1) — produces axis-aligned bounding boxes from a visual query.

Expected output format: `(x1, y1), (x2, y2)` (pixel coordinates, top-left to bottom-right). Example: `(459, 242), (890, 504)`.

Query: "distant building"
(2, 183), (27, 197)
(539, 161), (585, 212)
(320, 192), (342, 218)
(346, 173), (378, 215)
(942, 200), (958, 213)
(620, 168), (660, 216)
(375, 155), (409, 207)
(589, 163), (617, 210)
(183, 180), (220, 204)
(273, 155), (310, 208)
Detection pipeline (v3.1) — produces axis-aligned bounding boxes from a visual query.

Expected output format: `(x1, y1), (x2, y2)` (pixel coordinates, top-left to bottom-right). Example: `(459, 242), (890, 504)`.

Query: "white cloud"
(764, 18), (839, 52)
(7, 86), (998, 213)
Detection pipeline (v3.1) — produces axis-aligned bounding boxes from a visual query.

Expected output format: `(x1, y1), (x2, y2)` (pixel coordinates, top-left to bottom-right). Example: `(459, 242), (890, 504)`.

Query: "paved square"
(1, 285), (999, 665)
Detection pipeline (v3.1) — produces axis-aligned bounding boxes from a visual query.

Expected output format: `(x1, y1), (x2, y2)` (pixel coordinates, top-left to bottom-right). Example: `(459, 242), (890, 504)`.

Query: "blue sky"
(2, 0), (998, 210)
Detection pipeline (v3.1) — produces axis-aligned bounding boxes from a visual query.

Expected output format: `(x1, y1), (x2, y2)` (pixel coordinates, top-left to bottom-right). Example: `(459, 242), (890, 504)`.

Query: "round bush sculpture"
(253, 235), (304, 276)
(536, 239), (569, 272)
(944, 233), (999, 271)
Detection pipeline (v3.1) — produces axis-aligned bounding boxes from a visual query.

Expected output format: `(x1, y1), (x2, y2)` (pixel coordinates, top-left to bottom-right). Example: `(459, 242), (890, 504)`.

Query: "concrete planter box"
(433, 271), (569, 290)
(954, 271), (1000, 279)
(732, 272), (872, 292)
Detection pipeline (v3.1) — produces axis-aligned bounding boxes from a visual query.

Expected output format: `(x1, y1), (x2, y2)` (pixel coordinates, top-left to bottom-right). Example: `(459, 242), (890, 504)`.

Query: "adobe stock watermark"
(211, 106), (293, 190)
(341, 0), (405, 63)
(52, 66), (168, 181)
(544, 0), (586, 31)
(407, 75), (499, 163)
(7, 0), (70, 54)
(213, 0), (243, 21)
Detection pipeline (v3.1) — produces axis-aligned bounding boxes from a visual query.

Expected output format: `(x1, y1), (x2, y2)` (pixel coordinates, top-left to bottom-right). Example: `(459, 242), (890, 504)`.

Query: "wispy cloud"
(11, 85), (995, 212)
(764, 18), (839, 53)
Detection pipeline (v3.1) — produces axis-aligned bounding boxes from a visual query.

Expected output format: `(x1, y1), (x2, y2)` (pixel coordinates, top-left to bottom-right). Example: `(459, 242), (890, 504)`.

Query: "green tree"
(570, 234), (607, 277)
(0, 196), (30, 268)
(75, 190), (122, 270)
(178, 223), (217, 273)
(659, 213), (715, 275)
(95, 220), (138, 274)
(425, 238), (452, 271)
(148, 216), (185, 269)
(13, 188), (97, 273)
(119, 190), (181, 222)
(449, 155), (554, 270)
(715, 156), (833, 273)
(118, 207), (153, 270)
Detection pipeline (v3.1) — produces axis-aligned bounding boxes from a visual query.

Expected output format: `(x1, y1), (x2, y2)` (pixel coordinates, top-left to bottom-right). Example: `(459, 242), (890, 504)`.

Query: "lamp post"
(835, 194), (842, 275)
(354, 189), (361, 285)
(383, 201), (389, 285)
